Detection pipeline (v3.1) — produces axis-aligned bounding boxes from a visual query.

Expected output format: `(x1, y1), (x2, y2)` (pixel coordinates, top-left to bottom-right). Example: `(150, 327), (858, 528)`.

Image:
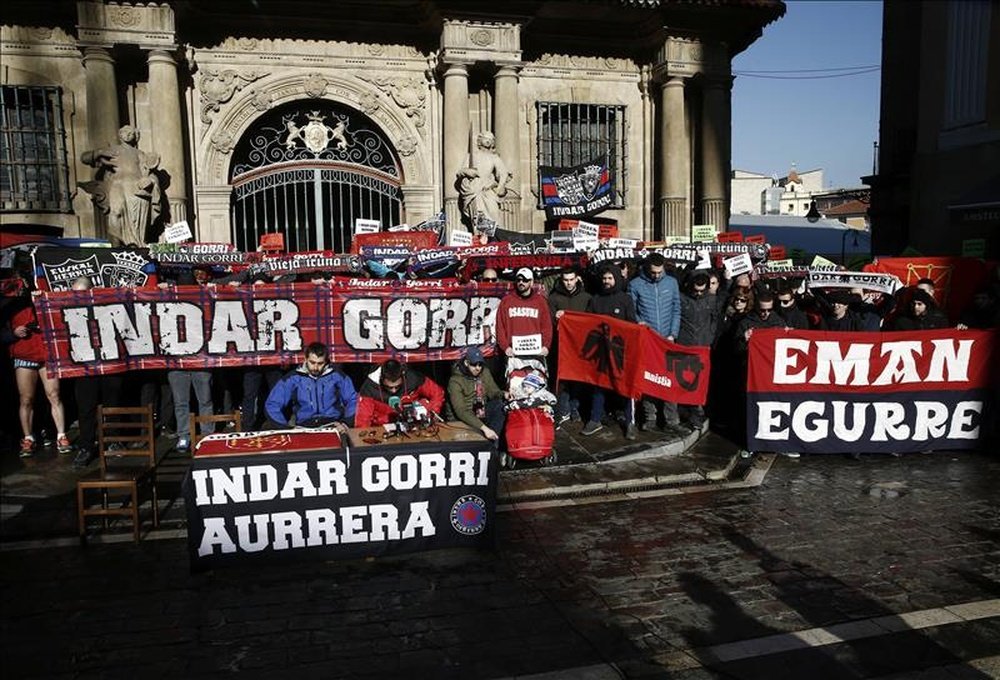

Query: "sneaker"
(555, 413), (571, 429)
(40, 430), (54, 448)
(739, 449), (753, 459)
(176, 438), (190, 453)
(580, 421), (604, 436)
(56, 434), (73, 455)
(72, 448), (97, 469)
(19, 437), (35, 458)
(569, 409), (582, 422)
(625, 424), (637, 440)
(779, 451), (801, 459)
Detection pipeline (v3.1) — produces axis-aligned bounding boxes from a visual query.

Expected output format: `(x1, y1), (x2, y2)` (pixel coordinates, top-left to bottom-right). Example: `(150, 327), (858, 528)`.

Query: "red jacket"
(496, 289), (553, 354)
(7, 302), (46, 363)
(354, 367), (446, 427)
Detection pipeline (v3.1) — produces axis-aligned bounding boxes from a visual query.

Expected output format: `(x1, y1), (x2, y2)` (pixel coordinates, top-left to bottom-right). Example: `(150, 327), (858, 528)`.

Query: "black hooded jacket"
(586, 266), (636, 322)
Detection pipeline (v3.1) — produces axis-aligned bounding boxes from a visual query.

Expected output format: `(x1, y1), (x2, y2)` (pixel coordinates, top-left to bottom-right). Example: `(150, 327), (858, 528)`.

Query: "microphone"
(388, 395), (402, 411)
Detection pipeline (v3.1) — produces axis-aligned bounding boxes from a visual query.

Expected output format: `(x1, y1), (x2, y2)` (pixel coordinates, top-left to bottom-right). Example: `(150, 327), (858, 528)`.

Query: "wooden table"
(347, 421), (487, 449)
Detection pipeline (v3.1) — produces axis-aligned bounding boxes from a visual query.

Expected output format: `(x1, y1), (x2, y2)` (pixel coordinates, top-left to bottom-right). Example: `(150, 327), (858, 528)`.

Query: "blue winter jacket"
(265, 363), (358, 427)
(628, 271), (681, 339)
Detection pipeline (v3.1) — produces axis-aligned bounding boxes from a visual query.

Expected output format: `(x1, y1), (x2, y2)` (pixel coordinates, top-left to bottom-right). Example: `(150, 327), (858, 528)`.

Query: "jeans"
(241, 368), (283, 431)
(641, 396), (678, 428)
(590, 390), (633, 425)
(168, 370), (213, 441)
(74, 374), (123, 453)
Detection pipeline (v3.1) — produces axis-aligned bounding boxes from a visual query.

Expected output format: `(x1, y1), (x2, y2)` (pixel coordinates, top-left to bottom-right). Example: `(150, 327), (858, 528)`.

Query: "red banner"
(557, 311), (710, 405)
(34, 280), (507, 377)
(747, 328), (998, 454)
(864, 256), (995, 322)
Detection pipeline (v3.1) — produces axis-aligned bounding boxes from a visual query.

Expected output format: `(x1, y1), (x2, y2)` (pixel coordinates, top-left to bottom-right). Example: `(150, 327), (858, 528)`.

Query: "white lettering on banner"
(754, 400), (982, 443)
(360, 450), (490, 492)
(193, 459), (349, 506)
(771, 338), (977, 386)
(196, 503), (437, 556)
(64, 299), (303, 362)
(643, 371), (672, 387)
(342, 296), (501, 351)
(511, 334), (543, 356)
(508, 307), (539, 319)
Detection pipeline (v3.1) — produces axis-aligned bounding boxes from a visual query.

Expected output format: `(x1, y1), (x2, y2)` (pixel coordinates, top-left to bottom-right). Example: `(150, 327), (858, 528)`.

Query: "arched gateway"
(229, 100), (403, 253)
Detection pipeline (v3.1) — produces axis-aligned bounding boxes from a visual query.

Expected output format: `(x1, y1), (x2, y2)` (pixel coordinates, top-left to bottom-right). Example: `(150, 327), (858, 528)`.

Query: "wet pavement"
(1, 426), (999, 678)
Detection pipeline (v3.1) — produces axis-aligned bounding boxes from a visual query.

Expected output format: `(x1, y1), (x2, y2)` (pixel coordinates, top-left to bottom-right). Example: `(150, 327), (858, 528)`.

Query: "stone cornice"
(0, 25), (80, 57)
(440, 19), (521, 64)
(76, 1), (175, 49)
(192, 36), (423, 70)
(651, 36), (730, 81)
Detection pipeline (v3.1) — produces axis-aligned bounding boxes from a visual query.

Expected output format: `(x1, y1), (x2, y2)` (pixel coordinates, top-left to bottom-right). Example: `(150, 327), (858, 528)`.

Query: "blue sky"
(731, 0), (883, 189)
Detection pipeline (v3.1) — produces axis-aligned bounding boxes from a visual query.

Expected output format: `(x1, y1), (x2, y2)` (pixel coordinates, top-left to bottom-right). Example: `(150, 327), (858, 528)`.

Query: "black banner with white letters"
(182, 438), (498, 571)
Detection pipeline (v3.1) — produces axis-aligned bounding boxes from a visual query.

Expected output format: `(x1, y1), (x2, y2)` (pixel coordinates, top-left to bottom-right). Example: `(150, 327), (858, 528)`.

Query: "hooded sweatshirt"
(265, 362), (358, 427)
(355, 365), (445, 427)
(496, 285), (553, 354)
(586, 265), (636, 321)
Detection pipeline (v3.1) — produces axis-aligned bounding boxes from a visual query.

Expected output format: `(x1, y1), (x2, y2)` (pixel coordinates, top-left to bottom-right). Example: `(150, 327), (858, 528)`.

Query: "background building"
(1, 0), (784, 248)
(864, 0), (1000, 258)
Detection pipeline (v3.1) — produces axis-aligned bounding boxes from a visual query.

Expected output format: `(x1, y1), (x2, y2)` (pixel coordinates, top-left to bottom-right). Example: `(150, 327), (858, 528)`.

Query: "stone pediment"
(76, 1), (175, 48)
(440, 20), (520, 64)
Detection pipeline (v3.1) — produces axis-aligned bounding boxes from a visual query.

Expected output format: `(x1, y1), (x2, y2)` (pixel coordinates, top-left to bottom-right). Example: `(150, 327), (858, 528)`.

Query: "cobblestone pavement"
(2, 447), (999, 679)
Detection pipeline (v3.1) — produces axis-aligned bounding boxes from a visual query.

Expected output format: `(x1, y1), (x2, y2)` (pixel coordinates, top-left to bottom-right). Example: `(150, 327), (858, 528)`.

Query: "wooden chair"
(190, 412), (242, 450)
(76, 405), (159, 543)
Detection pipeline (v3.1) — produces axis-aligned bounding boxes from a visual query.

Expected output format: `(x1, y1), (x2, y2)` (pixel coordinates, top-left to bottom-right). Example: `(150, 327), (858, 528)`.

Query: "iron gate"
(229, 101), (403, 252)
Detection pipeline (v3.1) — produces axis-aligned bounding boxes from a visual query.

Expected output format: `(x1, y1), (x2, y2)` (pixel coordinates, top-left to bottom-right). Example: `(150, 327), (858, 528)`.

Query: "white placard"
(663, 234), (691, 245)
(606, 237), (639, 249)
(810, 254), (837, 268)
(511, 333), (543, 356)
(691, 224), (717, 243)
(164, 220), (193, 244)
(354, 218), (381, 234)
(573, 235), (600, 252)
(723, 253), (754, 278)
(574, 221), (600, 239)
(448, 230), (473, 247)
(387, 223), (411, 232)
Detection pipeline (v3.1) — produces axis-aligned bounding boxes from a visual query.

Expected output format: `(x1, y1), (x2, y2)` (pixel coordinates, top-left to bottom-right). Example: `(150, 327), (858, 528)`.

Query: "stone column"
(493, 64), (521, 231)
(700, 76), (730, 232)
(82, 46), (120, 151)
(147, 49), (188, 225)
(660, 76), (689, 238)
(442, 62), (470, 230)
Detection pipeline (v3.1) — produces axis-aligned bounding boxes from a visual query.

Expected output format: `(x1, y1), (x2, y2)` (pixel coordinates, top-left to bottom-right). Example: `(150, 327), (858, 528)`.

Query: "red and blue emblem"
(450, 495), (487, 535)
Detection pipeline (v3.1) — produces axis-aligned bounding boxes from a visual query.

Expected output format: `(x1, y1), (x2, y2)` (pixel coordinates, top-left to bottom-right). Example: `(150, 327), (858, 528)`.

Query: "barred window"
(1, 85), (71, 212)
(536, 102), (627, 209)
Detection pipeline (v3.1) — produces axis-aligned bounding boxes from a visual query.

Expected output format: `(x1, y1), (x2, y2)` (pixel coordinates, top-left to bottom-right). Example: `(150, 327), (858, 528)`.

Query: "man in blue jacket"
(628, 253), (683, 433)
(265, 342), (357, 433)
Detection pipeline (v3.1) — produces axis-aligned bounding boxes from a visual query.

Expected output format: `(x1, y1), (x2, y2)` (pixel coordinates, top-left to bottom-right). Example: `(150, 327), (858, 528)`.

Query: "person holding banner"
(264, 343), (357, 432)
(582, 265), (638, 439)
(548, 268), (591, 426)
(628, 253), (682, 433)
(354, 359), (445, 428)
(677, 273), (719, 430)
(888, 289), (948, 331)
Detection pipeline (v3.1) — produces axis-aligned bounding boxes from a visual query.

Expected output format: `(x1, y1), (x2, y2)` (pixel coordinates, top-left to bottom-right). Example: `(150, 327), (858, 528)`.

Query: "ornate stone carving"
(109, 5), (140, 27)
(440, 20), (521, 64)
(303, 73), (328, 98)
(397, 134), (418, 157)
(210, 129), (235, 155)
(470, 29), (494, 47)
(531, 53), (633, 71)
(212, 36), (418, 60)
(249, 88), (274, 112)
(358, 91), (381, 115)
(199, 68), (266, 124)
(357, 75), (426, 128)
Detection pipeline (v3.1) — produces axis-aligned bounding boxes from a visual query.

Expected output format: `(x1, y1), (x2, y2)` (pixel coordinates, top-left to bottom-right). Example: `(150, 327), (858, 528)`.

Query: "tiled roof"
(823, 199), (869, 215)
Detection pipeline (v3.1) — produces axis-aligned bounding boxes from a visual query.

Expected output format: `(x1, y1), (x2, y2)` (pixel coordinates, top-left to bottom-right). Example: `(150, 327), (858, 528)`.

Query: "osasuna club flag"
(557, 311), (711, 405)
(747, 328), (998, 454)
(540, 157), (613, 220)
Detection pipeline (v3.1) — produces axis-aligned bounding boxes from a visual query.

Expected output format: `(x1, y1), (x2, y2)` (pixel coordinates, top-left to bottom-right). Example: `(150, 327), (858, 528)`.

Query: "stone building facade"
(1, 0), (783, 247)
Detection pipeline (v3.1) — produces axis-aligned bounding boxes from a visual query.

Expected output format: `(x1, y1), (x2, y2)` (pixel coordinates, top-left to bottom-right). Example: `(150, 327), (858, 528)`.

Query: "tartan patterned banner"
(34, 280), (507, 378)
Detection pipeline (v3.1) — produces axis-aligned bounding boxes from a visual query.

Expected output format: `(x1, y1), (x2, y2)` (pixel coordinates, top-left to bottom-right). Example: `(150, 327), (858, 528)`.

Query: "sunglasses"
(516, 276), (532, 282)
(482, 277), (498, 282)
(469, 361), (485, 368)
(779, 298), (794, 305)
(734, 298), (749, 304)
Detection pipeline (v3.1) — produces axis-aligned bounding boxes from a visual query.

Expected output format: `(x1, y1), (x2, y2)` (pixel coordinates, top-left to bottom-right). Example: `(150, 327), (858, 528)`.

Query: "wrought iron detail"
(231, 101), (400, 179)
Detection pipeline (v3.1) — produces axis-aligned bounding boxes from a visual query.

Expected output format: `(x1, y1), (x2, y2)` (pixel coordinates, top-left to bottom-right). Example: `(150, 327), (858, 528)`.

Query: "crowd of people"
(2, 248), (999, 468)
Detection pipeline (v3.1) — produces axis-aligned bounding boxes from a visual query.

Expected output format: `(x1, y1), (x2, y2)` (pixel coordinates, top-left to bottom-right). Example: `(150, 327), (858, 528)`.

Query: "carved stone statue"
(457, 131), (513, 227)
(79, 125), (163, 246)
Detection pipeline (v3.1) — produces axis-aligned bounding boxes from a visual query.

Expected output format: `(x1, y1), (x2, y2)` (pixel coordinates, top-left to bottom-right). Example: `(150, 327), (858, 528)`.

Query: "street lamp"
(806, 200), (821, 223)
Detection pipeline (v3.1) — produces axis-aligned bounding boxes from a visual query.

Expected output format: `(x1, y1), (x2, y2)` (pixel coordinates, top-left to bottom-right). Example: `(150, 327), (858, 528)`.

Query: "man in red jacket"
(496, 267), (553, 360)
(355, 359), (445, 428)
